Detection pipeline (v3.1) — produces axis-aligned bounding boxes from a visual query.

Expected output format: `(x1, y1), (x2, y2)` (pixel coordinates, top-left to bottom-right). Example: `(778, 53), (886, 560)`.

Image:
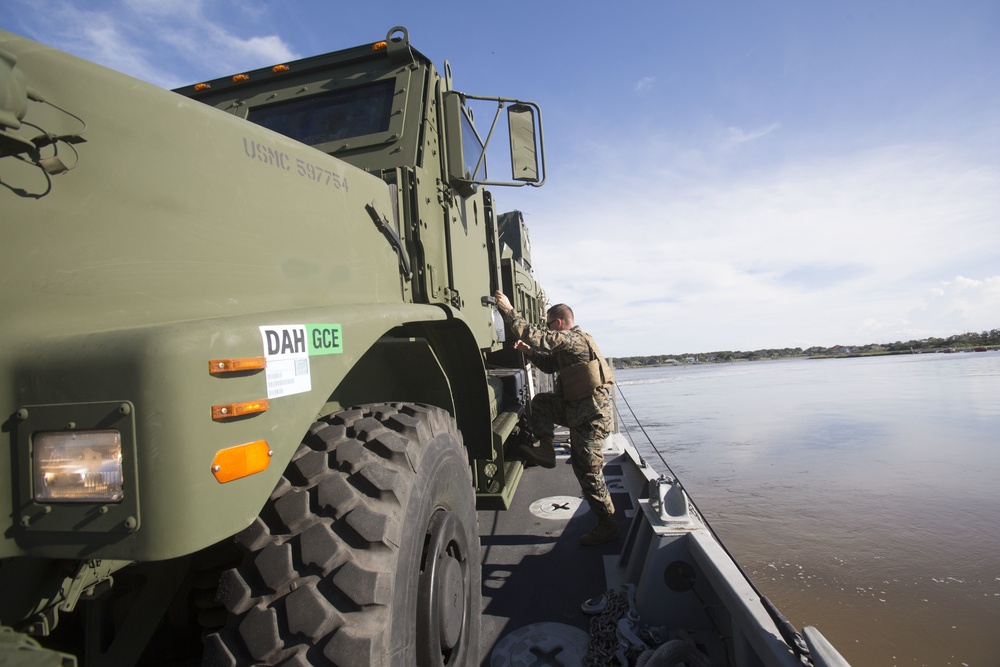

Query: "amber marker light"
(232, 73), (250, 82)
(211, 440), (271, 483)
(208, 357), (266, 375)
(212, 398), (269, 421)
(193, 83), (211, 91)
(272, 64), (290, 73)
(372, 40), (388, 52)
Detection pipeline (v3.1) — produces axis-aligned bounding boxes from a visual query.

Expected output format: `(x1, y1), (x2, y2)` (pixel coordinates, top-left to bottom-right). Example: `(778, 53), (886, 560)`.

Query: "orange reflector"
(272, 64), (290, 73)
(209, 357), (266, 375)
(372, 41), (387, 52)
(194, 83), (211, 91)
(212, 440), (271, 483)
(232, 73), (250, 82)
(212, 398), (269, 421)
(212, 398), (269, 419)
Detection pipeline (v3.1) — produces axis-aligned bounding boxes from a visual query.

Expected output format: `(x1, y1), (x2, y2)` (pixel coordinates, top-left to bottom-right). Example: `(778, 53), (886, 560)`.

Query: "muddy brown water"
(616, 353), (1000, 666)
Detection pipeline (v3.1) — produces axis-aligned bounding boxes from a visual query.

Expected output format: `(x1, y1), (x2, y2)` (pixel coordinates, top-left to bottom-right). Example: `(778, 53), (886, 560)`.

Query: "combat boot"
(517, 438), (556, 469)
(580, 517), (619, 546)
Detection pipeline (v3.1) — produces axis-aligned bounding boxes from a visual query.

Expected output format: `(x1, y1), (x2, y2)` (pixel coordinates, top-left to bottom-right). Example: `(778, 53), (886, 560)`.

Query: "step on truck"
(0, 26), (548, 666)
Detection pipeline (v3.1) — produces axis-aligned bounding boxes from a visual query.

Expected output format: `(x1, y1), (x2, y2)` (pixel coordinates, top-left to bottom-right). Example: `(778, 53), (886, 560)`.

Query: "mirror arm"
(469, 100), (504, 181)
(456, 94), (546, 189)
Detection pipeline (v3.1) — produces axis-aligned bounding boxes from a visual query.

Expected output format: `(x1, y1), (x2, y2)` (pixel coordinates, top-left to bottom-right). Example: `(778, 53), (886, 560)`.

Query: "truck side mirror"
(443, 92), (481, 197)
(507, 104), (539, 183)
(443, 90), (545, 192)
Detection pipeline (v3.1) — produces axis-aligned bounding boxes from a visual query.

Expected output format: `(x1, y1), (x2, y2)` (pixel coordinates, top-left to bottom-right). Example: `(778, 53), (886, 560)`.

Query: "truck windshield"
(247, 80), (395, 147)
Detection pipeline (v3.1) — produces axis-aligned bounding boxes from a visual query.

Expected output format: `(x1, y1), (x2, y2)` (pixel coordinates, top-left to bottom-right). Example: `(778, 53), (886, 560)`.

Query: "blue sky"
(6, 1), (999, 356)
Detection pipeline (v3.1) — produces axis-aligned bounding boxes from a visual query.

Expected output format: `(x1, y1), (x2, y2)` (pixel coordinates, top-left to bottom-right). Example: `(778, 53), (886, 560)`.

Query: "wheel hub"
(418, 510), (471, 664)
(438, 554), (464, 649)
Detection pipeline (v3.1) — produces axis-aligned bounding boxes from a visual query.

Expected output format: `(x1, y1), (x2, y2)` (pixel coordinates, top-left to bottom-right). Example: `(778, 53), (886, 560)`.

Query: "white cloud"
(10, 0), (297, 87)
(726, 122), (780, 144)
(216, 31), (296, 66)
(524, 140), (1000, 355)
(635, 76), (655, 93)
(903, 276), (1000, 338)
(76, 14), (157, 81)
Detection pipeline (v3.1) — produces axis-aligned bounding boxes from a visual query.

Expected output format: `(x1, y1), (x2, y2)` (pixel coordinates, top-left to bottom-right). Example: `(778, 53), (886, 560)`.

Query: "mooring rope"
(613, 381), (674, 475)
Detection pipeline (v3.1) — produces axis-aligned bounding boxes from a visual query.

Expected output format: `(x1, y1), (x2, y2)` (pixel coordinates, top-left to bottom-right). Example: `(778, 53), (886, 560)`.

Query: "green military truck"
(0, 26), (547, 666)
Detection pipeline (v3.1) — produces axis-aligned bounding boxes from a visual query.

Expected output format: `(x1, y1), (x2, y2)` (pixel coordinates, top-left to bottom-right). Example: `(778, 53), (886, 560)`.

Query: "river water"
(613, 352), (1000, 667)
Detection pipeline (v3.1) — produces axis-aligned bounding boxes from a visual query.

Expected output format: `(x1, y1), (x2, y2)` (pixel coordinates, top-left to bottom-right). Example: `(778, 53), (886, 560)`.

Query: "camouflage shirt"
(504, 308), (614, 433)
(506, 308), (611, 385)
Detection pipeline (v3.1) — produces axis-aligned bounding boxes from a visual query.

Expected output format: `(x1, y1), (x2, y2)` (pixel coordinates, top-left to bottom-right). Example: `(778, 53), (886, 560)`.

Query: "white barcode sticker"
(259, 325), (312, 398)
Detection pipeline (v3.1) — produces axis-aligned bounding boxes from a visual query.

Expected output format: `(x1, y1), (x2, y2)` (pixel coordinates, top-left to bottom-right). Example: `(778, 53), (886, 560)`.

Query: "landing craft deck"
(479, 436), (623, 665)
(484, 427), (851, 667)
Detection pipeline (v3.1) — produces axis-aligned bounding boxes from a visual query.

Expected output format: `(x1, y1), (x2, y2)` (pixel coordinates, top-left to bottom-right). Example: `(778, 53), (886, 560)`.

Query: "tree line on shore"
(613, 329), (1000, 368)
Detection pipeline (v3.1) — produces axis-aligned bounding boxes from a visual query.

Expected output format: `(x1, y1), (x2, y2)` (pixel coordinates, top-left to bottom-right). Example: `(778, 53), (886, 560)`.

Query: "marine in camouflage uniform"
(494, 292), (618, 545)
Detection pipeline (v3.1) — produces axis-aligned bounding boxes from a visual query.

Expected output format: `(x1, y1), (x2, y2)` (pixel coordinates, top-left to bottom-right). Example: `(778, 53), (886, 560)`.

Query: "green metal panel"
(327, 336), (455, 414)
(2, 303), (453, 561)
(444, 190), (502, 350)
(0, 32), (457, 560)
(0, 32), (405, 338)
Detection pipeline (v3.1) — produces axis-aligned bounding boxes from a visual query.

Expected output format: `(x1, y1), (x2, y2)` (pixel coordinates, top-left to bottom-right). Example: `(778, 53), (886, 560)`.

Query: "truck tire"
(202, 403), (481, 666)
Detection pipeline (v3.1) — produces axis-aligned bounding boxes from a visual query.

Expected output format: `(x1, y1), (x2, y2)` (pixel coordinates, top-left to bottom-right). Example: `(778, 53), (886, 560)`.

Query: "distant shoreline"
(808, 346), (996, 360)
(614, 345), (998, 369)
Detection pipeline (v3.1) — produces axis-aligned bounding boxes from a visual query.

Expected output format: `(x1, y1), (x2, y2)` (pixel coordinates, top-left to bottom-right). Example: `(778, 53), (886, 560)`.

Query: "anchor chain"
(584, 585), (650, 667)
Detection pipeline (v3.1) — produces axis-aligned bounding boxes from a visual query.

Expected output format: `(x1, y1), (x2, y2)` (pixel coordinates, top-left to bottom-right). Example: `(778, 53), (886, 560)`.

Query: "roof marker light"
(194, 83), (211, 91)
(211, 440), (272, 483)
(232, 74), (250, 82)
(209, 357), (266, 375)
(212, 398), (269, 421)
(372, 41), (387, 52)
(272, 64), (290, 73)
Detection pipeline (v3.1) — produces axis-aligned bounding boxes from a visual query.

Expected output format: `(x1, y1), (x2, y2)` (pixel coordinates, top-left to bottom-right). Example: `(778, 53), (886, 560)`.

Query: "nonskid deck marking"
(529, 495), (583, 520)
(490, 622), (588, 667)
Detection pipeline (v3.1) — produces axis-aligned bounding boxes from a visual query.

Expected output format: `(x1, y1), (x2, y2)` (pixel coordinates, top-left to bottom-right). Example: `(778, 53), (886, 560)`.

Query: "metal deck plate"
(489, 622), (589, 667)
(528, 495), (583, 520)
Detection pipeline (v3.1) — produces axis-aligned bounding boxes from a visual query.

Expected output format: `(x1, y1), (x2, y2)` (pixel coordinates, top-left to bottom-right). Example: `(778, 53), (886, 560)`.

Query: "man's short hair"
(547, 303), (574, 323)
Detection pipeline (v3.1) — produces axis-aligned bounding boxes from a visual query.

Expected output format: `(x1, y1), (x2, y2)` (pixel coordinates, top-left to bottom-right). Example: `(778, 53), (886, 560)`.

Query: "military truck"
(0, 26), (548, 666)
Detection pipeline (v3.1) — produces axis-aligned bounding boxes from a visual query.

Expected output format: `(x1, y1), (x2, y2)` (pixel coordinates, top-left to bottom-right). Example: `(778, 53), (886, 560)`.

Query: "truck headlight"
(33, 430), (124, 503)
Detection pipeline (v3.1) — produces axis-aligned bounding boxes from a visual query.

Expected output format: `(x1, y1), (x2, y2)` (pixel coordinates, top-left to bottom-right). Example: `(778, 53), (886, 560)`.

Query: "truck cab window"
(248, 79), (395, 146)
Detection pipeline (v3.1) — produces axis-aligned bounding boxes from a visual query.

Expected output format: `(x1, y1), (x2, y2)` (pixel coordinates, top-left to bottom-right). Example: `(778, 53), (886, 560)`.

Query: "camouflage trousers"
(528, 387), (615, 520)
